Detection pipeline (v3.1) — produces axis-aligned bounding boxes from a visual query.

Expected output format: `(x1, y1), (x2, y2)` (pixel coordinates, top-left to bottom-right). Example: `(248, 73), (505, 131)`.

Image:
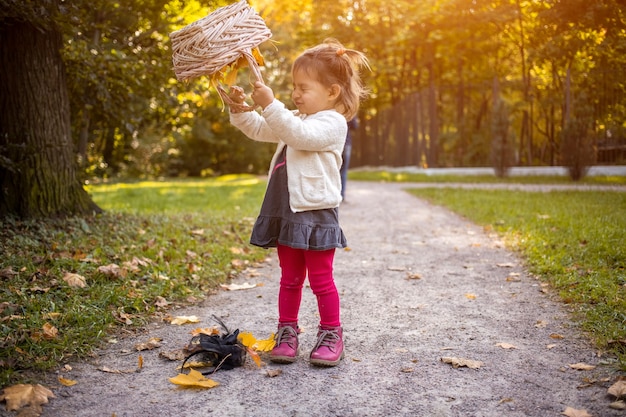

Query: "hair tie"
(336, 48), (346, 57)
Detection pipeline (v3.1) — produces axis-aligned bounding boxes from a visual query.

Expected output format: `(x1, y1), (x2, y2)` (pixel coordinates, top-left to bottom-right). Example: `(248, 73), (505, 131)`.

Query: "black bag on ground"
(181, 316), (246, 373)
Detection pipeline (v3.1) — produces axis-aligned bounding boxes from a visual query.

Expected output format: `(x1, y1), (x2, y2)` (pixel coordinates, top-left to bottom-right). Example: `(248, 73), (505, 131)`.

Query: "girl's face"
(291, 69), (339, 115)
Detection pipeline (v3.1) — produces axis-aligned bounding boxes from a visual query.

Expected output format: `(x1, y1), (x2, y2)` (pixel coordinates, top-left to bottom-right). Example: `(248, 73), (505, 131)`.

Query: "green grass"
(349, 170), (626, 185)
(404, 187), (626, 367)
(0, 175), (268, 386)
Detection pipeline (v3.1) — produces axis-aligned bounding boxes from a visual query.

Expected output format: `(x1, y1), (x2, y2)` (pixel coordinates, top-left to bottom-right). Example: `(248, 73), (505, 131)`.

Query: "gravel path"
(27, 181), (623, 417)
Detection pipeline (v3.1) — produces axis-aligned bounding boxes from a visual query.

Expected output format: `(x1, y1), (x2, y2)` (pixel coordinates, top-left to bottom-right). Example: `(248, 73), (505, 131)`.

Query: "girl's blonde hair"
(292, 38), (370, 120)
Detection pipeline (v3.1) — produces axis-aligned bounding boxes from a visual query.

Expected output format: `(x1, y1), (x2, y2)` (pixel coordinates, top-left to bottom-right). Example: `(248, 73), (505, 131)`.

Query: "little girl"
(228, 39), (368, 367)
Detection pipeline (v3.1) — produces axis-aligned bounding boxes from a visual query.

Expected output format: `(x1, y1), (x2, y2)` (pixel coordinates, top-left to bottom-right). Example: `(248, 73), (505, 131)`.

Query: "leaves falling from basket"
(169, 0), (272, 112)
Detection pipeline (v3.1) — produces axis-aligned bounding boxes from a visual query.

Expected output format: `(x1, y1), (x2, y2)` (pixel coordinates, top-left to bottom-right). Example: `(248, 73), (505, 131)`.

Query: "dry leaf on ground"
(441, 357), (483, 369)
(568, 362), (596, 371)
(135, 337), (162, 351)
(610, 400), (626, 410)
(0, 383), (55, 412)
(169, 369), (219, 388)
(97, 263), (125, 278)
(159, 350), (187, 361)
(154, 296), (169, 308)
(42, 323), (58, 340)
(561, 406), (592, 417)
(190, 327), (220, 336)
(496, 262), (516, 268)
(57, 377), (77, 387)
(238, 331), (275, 352)
(220, 282), (257, 291)
(97, 366), (137, 374)
(0, 267), (18, 279)
(62, 272), (87, 288)
(387, 266), (406, 271)
(608, 380), (626, 399)
(170, 315), (200, 325)
(495, 342), (517, 349)
(266, 369), (282, 378)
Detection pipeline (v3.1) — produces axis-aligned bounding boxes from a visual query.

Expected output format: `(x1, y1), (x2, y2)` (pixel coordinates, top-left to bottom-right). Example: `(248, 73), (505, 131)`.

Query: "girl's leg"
(276, 244), (306, 324)
(304, 248), (340, 327)
(305, 248), (344, 366)
(270, 244), (306, 363)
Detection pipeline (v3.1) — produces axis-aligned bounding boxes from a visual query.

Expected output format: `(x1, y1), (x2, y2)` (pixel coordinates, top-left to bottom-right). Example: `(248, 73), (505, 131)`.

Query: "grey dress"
(250, 147), (347, 251)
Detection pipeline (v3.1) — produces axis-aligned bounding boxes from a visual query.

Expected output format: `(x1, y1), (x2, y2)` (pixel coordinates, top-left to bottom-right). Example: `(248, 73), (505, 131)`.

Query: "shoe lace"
(275, 326), (298, 347)
(312, 328), (340, 351)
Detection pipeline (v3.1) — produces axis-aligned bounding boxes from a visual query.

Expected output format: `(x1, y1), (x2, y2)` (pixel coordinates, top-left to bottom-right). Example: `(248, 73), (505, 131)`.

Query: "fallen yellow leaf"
(170, 315), (200, 325)
(238, 332), (275, 352)
(568, 362), (596, 371)
(254, 336), (276, 352)
(561, 406), (592, 417)
(97, 263), (125, 278)
(608, 380), (626, 399)
(220, 282), (257, 291)
(497, 262), (516, 268)
(42, 322), (58, 340)
(135, 337), (162, 351)
(178, 361), (214, 370)
(495, 342), (517, 349)
(169, 369), (219, 388)
(266, 369), (282, 377)
(0, 383), (55, 412)
(247, 348), (262, 367)
(58, 376), (77, 387)
(62, 272), (87, 288)
(441, 357), (483, 369)
(191, 327), (220, 336)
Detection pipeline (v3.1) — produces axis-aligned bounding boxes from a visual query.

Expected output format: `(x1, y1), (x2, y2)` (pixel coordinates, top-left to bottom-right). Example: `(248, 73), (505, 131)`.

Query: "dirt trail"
(18, 181), (623, 417)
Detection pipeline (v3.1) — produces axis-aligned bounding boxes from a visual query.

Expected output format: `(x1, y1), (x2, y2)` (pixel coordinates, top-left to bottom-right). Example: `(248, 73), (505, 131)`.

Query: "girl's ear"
(328, 84), (341, 100)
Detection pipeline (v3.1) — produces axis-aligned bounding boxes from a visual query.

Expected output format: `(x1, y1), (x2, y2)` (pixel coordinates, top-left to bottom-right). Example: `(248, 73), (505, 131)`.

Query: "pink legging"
(277, 244), (340, 327)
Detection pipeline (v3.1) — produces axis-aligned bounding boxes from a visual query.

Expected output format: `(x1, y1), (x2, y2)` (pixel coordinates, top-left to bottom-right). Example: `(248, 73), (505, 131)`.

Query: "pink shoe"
(269, 323), (299, 363)
(310, 326), (344, 367)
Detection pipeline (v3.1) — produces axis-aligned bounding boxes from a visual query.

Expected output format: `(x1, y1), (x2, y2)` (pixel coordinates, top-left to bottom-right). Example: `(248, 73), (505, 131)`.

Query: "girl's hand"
(228, 86), (246, 105)
(251, 81), (274, 109)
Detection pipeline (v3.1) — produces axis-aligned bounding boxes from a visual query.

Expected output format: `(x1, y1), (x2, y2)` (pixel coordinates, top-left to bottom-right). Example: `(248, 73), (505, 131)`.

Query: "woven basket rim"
(170, 0), (272, 81)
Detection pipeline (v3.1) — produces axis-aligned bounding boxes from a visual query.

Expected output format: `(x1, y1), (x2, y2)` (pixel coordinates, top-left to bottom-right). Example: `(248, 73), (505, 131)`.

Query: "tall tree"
(0, 1), (99, 218)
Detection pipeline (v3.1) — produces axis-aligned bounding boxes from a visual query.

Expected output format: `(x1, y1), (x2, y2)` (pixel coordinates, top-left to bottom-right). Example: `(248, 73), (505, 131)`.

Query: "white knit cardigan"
(230, 99), (347, 213)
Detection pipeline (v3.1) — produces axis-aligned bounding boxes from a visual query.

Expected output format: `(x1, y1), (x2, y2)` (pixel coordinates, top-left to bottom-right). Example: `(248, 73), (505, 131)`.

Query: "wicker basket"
(170, 0), (272, 111)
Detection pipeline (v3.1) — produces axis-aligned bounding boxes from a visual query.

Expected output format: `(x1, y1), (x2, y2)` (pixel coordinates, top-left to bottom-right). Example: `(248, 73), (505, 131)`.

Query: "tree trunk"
(427, 62), (439, 167)
(0, 18), (100, 218)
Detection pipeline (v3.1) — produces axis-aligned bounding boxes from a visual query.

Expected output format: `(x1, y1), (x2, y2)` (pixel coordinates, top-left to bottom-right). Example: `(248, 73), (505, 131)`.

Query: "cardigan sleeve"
(229, 108), (280, 144)
(261, 100), (347, 152)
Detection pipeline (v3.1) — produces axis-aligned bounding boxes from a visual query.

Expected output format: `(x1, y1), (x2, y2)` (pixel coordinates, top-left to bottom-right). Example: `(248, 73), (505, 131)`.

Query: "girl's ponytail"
(293, 39), (370, 120)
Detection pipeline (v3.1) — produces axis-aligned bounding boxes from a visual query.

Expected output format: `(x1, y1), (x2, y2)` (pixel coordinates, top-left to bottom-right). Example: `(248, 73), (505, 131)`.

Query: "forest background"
(1, 0), (625, 216)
